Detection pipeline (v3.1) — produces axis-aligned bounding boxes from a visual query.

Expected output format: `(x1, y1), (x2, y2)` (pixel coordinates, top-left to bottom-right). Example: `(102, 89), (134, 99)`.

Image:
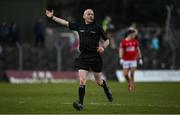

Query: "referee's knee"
(96, 79), (103, 86)
(79, 79), (86, 85)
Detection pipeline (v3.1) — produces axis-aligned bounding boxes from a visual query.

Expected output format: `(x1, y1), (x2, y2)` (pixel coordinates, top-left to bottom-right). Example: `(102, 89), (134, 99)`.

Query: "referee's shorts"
(74, 52), (102, 72)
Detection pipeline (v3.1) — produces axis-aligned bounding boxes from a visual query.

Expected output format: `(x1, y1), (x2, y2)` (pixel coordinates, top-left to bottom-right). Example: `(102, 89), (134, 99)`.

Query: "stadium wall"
(116, 70), (180, 82)
(5, 70), (106, 83)
(5, 70), (180, 83)
(5, 70), (78, 83)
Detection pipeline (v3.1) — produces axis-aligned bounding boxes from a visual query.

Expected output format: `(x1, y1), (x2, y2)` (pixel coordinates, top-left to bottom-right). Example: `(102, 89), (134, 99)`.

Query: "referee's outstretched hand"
(97, 47), (104, 54)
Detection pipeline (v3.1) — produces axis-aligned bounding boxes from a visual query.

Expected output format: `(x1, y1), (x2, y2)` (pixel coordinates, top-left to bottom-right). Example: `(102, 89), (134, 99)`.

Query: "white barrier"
(116, 70), (180, 82)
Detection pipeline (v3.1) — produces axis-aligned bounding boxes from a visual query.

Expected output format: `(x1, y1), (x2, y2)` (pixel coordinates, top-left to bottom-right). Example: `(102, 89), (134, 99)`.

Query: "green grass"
(0, 81), (180, 114)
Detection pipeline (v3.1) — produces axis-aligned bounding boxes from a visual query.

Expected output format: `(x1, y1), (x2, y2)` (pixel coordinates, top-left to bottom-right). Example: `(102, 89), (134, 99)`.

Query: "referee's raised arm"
(45, 10), (69, 27)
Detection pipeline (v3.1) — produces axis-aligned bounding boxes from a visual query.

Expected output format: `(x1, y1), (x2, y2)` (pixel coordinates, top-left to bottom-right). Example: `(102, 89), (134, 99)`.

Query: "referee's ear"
(83, 14), (85, 20)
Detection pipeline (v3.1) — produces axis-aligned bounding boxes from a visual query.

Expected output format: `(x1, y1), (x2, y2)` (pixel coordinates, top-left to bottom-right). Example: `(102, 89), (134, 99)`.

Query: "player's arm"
(119, 42), (124, 59)
(119, 47), (124, 59)
(46, 10), (69, 27)
(119, 43), (124, 65)
(137, 47), (142, 59)
(137, 46), (143, 65)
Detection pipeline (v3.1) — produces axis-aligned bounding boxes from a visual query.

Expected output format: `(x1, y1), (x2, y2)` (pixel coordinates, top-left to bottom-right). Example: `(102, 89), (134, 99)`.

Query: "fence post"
(165, 5), (176, 69)
(16, 42), (23, 70)
(55, 42), (61, 71)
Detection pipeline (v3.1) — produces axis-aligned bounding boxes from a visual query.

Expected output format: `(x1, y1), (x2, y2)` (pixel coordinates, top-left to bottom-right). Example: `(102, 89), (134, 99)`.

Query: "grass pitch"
(0, 81), (180, 114)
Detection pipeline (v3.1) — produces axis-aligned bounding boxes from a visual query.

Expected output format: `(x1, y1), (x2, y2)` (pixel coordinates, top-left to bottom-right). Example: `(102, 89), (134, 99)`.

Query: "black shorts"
(74, 52), (103, 72)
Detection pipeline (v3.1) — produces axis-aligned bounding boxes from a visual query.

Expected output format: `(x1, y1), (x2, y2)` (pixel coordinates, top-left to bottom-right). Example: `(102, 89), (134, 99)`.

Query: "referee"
(46, 9), (113, 110)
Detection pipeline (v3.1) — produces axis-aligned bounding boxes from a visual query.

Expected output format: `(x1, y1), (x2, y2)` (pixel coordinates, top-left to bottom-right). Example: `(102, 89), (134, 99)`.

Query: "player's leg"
(94, 72), (113, 102)
(123, 68), (131, 91)
(123, 68), (130, 83)
(73, 69), (88, 110)
(129, 60), (137, 91)
(129, 67), (136, 91)
(122, 61), (130, 83)
(123, 61), (133, 91)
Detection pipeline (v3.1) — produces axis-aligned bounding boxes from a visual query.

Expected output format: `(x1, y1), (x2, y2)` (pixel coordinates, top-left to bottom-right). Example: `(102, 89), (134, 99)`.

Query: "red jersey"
(120, 38), (139, 61)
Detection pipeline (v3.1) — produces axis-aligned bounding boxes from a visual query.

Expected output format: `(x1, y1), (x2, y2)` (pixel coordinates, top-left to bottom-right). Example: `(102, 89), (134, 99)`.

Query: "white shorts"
(122, 60), (137, 69)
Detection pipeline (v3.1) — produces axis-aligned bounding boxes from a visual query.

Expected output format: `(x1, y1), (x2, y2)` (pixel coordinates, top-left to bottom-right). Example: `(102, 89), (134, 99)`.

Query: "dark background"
(0, 0), (180, 80)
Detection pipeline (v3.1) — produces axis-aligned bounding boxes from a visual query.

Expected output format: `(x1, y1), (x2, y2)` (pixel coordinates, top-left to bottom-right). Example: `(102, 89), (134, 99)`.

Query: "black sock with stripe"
(79, 85), (85, 104)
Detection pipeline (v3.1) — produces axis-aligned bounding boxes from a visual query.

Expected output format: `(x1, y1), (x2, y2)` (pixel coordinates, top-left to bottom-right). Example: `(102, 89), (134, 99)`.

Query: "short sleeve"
(69, 22), (79, 31)
(98, 26), (107, 41)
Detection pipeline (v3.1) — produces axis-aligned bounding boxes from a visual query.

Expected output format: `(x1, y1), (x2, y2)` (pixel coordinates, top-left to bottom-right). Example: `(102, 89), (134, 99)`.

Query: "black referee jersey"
(69, 22), (108, 72)
(69, 22), (107, 53)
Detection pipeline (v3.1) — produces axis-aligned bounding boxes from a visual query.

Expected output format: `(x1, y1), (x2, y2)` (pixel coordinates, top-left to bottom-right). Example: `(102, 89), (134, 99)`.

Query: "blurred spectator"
(151, 35), (159, 69)
(70, 31), (79, 52)
(34, 17), (45, 47)
(9, 22), (19, 46)
(0, 21), (9, 46)
(0, 45), (2, 54)
(102, 16), (114, 32)
(102, 16), (116, 49)
(107, 30), (116, 49)
(151, 36), (159, 50)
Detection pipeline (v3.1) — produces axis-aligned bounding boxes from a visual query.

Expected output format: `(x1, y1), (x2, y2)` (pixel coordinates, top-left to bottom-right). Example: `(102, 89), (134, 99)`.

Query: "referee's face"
(83, 9), (94, 24)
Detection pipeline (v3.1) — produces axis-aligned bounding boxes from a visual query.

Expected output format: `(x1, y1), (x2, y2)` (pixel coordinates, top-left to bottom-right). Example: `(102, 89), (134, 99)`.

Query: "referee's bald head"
(83, 9), (94, 24)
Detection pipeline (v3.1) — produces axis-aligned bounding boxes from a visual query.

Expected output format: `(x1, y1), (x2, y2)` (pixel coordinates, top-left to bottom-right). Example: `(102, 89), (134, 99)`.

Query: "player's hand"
(119, 59), (124, 65)
(139, 59), (143, 65)
(46, 10), (54, 18)
(97, 47), (104, 54)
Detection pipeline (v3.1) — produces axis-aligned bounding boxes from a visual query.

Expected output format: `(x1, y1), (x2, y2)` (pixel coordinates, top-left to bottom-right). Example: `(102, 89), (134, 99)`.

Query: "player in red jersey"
(119, 27), (143, 91)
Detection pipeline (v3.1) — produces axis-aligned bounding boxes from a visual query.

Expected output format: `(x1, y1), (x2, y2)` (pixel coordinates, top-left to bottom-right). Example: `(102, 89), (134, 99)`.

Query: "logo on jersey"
(126, 46), (135, 51)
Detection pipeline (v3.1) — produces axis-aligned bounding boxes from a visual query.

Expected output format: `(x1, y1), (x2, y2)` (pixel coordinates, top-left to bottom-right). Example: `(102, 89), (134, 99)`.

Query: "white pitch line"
(63, 102), (180, 108)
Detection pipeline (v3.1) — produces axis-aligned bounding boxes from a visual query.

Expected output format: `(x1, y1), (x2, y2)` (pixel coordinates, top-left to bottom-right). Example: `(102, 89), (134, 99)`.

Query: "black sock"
(79, 85), (85, 104)
(101, 80), (110, 94)
(101, 80), (113, 101)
